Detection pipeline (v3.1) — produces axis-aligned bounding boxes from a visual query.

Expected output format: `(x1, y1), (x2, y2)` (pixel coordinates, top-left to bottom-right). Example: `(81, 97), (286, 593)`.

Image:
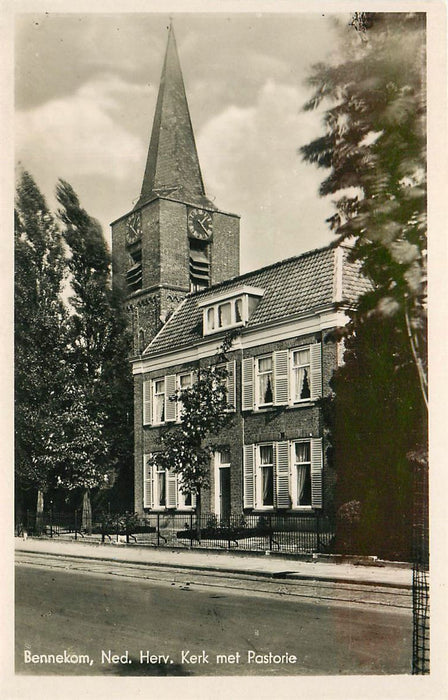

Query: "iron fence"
(412, 457), (429, 674)
(17, 509), (335, 555)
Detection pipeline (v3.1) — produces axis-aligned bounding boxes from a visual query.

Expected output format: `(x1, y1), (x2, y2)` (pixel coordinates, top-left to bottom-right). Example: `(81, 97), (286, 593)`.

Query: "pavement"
(15, 536), (412, 589)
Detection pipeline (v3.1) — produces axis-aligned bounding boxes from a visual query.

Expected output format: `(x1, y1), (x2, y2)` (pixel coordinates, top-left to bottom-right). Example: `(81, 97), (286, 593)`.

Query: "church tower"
(111, 25), (240, 354)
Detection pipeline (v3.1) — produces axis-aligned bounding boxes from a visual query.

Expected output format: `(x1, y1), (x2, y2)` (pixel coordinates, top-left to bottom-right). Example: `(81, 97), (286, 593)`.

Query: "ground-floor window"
(243, 439), (322, 510)
(143, 456), (195, 510)
(257, 444), (274, 507)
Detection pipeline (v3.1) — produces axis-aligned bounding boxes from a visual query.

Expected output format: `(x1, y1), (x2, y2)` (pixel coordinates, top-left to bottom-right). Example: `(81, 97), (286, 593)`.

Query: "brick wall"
(211, 212), (240, 284)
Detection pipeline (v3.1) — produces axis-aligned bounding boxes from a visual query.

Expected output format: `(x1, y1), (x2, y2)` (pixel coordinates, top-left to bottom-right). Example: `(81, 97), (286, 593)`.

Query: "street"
(15, 558), (412, 676)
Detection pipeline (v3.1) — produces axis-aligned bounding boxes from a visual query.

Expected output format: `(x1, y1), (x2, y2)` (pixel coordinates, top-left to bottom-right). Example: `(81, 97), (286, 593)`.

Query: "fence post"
(189, 512), (193, 549)
(74, 509), (78, 540)
(157, 513), (160, 548)
(116, 513), (119, 542)
(316, 514), (321, 553)
(125, 512), (130, 544)
(26, 509), (29, 535)
(269, 514), (273, 551)
(49, 502), (53, 538)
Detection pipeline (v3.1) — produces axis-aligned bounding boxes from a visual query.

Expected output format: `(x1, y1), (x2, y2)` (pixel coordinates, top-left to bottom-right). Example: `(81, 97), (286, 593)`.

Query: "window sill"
(245, 401), (316, 413)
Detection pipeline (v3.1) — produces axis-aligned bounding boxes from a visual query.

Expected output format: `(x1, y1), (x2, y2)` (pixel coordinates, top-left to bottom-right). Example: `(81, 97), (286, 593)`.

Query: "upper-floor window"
(143, 362), (236, 427)
(199, 286), (264, 336)
(242, 343), (322, 411)
(291, 348), (311, 402)
(153, 379), (165, 424)
(256, 356), (273, 407)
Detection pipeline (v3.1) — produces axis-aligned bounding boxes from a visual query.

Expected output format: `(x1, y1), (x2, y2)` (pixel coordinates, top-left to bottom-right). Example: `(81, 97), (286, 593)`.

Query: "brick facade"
(133, 333), (339, 518)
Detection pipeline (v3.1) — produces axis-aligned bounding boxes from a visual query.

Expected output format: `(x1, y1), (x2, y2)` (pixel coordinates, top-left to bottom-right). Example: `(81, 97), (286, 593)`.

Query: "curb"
(15, 547), (412, 590)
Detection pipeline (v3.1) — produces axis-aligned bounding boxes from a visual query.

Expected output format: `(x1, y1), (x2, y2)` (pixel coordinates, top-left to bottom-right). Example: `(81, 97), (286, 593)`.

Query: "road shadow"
(104, 657), (192, 676)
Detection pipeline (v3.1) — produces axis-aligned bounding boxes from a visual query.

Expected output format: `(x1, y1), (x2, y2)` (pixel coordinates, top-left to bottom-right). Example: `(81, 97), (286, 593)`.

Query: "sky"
(15, 11), (350, 273)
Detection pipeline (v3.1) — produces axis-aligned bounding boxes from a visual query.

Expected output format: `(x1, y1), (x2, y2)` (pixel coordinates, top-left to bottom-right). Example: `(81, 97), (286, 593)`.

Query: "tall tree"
(301, 12), (427, 405)
(14, 171), (67, 525)
(56, 180), (133, 522)
(300, 13), (427, 559)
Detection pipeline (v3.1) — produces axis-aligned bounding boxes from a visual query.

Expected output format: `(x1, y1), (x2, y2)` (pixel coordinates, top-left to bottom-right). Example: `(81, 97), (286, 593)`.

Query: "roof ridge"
(188, 243), (335, 299)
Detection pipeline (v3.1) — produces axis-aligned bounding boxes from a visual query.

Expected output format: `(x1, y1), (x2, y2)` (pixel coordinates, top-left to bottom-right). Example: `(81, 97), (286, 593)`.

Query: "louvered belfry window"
(190, 239), (210, 292)
(126, 244), (142, 291)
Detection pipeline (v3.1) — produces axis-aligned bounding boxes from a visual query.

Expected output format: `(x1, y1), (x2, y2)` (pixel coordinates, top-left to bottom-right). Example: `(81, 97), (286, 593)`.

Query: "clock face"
(188, 208), (213, 240)
(126, 211), (142, 244)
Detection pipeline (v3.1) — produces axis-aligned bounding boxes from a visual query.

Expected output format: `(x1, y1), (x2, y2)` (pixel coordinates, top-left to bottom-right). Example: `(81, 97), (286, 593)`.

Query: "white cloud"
(198, 80), (334, 271)
(16, 75), (149, 183)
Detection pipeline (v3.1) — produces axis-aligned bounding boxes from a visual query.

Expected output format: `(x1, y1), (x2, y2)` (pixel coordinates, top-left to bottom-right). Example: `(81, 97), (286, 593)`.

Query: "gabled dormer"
(198, 285), (264, 336)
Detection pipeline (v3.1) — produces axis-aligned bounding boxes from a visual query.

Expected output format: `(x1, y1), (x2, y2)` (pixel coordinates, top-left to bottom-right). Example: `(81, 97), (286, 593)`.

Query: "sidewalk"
(15, 536), (412, 589)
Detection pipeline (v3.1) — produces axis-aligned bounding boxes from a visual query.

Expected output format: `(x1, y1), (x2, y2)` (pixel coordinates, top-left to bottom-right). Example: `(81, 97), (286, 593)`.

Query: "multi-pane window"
(257, 445), (274, 507)
(155, 466), (166, 507)
(144, 456), (195, 511)
(178, 372), (193, 419)
(293, 442), (312, 507)
(177, 475), (193, 508)
(218, 302), (232, 327)
(201, 289), (263, 335)
(242, 344), (321, 411)
(256, 356), (273, 406)
(144, 364), (235, 426)
(292, 348), (311, 402)
(153, 379), (165, 424)
(207, 307), (215, 331)
(235, 297), (243, 323)
(243, 439), (322, 510)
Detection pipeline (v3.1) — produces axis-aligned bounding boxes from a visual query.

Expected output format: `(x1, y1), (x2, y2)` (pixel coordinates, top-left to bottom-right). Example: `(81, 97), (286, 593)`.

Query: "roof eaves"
(142, 301), (339, 361)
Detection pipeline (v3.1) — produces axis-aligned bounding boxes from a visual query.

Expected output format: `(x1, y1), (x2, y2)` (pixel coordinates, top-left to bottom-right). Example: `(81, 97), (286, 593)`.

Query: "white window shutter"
(273, 350), (289, 405)
(166, 469), (178, 508)
(226, 360), (236, 410)
(165, 374), (177, 422)
(143, 455), (153, 508)
(242, 358), (254, 410)
(310, 343), (322, 400)
(310, 438), (323, 509)
(243, 444), (255, 508)
(143, 380), (152, 425)
(276, 441), (290, 508)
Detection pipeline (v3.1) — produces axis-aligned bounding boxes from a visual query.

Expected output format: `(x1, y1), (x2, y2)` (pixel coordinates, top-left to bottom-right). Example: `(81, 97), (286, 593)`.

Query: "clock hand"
(198, 219), (209, 234)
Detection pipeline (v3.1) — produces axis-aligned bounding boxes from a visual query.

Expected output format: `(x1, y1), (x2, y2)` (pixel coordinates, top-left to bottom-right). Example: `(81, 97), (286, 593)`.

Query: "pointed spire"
(136, 24), (211, 209)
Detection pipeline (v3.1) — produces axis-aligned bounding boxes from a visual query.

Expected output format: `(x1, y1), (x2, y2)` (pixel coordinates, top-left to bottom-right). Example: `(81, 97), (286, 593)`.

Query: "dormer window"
(199, 286), (264, 335)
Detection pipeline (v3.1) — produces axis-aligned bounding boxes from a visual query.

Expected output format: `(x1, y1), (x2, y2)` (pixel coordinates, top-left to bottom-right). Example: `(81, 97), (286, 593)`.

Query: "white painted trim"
(333, 246), (344, 303)
(214, 450), (231, 520)
(133, 308), (349, 375)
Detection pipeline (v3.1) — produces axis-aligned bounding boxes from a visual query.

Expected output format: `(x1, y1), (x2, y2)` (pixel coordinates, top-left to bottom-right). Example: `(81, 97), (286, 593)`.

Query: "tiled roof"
(144, 245), (370, 357)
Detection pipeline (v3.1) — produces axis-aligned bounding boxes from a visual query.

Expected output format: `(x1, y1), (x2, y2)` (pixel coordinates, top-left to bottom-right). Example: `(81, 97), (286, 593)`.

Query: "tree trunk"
(36, 489), (44, 535)
(82, 489), (92, 534)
